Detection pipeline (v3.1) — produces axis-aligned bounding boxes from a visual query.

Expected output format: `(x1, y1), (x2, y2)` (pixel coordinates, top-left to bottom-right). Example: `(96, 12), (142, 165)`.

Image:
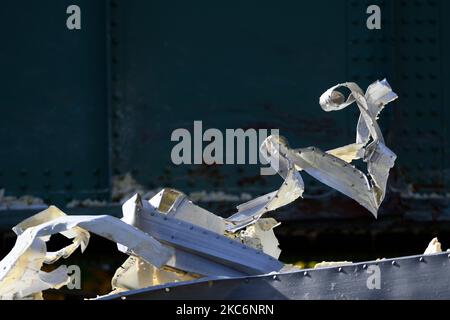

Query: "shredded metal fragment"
(0, 206), (173, 299)
(424, 238), (443, 255)
(226, 79), (397, 231)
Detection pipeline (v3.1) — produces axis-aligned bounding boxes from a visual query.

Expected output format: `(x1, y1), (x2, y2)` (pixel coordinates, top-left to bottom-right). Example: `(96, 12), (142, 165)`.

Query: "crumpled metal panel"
(121, 195), (284, 276)
(99, 251), (450, 300)
(0, 206), (174, 299)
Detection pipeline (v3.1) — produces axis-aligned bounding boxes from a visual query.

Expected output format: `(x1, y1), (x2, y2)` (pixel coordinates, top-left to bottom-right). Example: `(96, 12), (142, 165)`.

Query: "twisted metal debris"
(0, 80), (398, 299)
(226, 79), (398, 231)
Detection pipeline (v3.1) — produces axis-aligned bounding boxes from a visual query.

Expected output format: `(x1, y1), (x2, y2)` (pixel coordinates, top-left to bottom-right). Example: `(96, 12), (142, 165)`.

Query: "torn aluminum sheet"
(148, 188), (226, 235)
(0, 206), (173, 300)
(121, 194), (284, 277)
(235, 218), (281, 259)
(226, 138), (305, 232)
(0, 191), (284, 299)
(424, 238), (443, 255)
(145, 189), (281, 259)
(318, 79), (397, 214)
(226, 79), (397, 232)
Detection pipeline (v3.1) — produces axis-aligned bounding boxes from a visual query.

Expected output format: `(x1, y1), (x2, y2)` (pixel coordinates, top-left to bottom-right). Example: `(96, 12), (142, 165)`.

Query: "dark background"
(0, 0), (449, 298)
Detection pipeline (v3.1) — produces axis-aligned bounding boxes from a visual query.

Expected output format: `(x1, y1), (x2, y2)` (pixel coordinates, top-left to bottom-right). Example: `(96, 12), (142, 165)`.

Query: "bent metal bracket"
(0, 79), (398, 300)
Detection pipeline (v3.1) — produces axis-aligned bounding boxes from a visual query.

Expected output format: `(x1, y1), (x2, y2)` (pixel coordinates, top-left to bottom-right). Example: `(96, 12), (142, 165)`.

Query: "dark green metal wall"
(110, 0), (450, 199)
(110, 0), (350, 197)
(1, 0), (449, 220)
(0, 0), (110, 204)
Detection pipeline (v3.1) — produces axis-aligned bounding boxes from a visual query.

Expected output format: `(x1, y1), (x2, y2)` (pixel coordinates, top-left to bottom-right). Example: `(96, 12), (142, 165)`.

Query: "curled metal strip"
(226, 79), (397, 231)
(226, 136), (304, 232)
(318, 79), (397, 211)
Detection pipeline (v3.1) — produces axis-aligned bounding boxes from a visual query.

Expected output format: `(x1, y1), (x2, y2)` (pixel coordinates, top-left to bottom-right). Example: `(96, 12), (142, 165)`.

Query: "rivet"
(338, 267), (343, 273)
(272, 275), (277, 280)
(303, 271), (308, 276)
(447, 254), (450, 259)
(165, 288), (170, 292)
(419, 257), (424, 262)
(392, 260), (396, 266)
(362, 264), (367, 269)
(120, 296), (126, 300)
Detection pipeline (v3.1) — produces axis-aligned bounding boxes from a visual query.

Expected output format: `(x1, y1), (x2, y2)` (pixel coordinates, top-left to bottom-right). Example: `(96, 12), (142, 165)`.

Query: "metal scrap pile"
(0, 80), (400, 300)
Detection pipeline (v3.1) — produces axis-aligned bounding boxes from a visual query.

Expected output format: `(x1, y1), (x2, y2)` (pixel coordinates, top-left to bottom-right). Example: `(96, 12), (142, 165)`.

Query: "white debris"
(0, 206), (173, 300)
(424, 238), (443, 255)
(149, 189), (226, 234)
(121, 193), (284, 277)
(225, 79), (397, 232)
(238, 218), (281, 259)
(226, 148), (305, 232)
(0, 189), (46, 210)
